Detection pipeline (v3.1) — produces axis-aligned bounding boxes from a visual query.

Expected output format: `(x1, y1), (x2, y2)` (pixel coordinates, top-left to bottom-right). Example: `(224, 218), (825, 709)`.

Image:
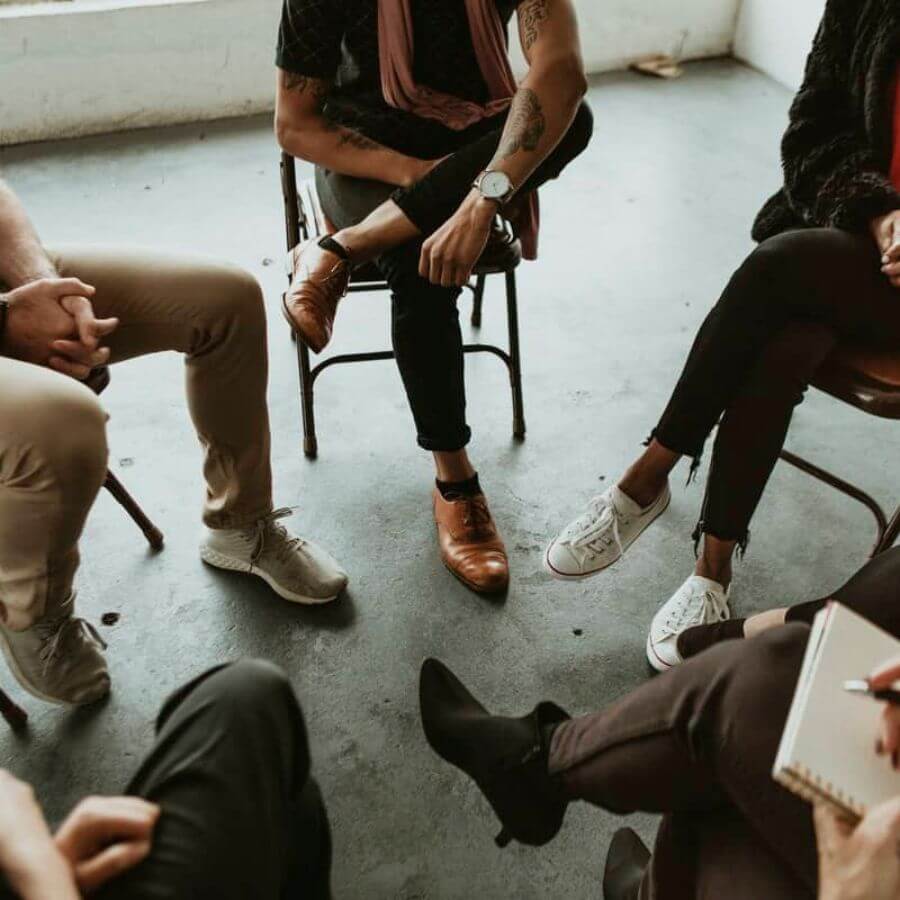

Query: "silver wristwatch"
(473, 170), (515, 206)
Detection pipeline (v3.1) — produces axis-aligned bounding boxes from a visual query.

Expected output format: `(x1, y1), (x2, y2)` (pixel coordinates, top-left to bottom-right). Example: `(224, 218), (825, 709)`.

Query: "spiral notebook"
(773, 602), (900, 820)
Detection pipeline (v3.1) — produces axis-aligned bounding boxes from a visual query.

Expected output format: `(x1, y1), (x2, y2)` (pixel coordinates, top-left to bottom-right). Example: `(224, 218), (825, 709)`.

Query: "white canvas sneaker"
(544, 484), (671, 579)
(200, 508), (348, 605)
(646, 574), (731, 672)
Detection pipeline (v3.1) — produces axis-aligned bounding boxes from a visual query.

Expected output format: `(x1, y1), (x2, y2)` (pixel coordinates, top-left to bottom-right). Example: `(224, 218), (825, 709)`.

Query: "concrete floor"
(1, 60), (896, 897)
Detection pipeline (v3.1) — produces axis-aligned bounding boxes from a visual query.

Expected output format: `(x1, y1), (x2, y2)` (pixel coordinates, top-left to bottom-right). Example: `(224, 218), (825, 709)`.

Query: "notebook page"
(773, 603), (900, 815)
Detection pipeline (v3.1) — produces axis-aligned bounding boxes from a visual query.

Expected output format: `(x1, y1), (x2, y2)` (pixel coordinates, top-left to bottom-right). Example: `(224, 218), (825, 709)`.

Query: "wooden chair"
(280, 152), (526, 459)
(780, 346), (900, 556)
(0, 366), (163, 729)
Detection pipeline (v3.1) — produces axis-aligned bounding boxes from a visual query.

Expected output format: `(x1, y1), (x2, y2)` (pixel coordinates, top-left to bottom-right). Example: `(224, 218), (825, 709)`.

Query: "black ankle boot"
(419, 657), (570, 848)
(603, 828), (651, 900)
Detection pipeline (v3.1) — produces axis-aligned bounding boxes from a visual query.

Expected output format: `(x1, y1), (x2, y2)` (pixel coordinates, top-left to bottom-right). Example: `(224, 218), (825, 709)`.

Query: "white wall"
(0, 0), (740, 146)
(733, 0), (824, 89)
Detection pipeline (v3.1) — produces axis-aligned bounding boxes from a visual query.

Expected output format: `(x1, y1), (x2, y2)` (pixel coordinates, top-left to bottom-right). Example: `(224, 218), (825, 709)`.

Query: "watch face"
(481, 170), (512, 200)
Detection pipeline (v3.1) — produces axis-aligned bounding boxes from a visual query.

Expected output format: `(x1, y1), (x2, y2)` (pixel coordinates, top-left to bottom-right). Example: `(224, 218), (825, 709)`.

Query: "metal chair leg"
(874, 505), (900, 556)
(296, 338), (318, 459)
(0, 687), (27, 730)
(104, 470), (164, 551)
(470, 274), (486, 328)
(505, 271), (526, 440)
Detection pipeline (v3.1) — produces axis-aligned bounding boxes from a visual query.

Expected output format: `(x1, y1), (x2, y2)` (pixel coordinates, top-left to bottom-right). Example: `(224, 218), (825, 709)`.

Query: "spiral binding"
(776, 762), (865, 820)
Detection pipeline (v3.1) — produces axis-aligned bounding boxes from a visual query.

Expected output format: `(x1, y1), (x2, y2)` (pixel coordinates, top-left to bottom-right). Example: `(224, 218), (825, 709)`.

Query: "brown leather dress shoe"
(433, 488), (510, 595)
(282, 240), (351, 353)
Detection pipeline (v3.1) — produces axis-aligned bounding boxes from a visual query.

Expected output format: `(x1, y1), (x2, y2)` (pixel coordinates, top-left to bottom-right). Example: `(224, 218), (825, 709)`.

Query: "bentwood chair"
(280, 151), (526, 459)
(779, 346), (900, 557)
(0, 366), (163, 729)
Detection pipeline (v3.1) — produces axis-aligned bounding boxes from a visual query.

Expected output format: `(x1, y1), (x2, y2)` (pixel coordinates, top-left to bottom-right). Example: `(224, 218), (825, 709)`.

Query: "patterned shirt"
(276, 0), (520, 157)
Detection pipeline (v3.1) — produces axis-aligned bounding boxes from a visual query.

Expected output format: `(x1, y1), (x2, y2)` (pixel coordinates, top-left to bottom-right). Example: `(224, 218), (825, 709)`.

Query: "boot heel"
(494, 827), (512, 848)
(0, 687), (27, 730)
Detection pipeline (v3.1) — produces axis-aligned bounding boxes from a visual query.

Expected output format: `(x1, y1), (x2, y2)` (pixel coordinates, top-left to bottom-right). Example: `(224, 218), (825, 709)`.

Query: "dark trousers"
(89, 660), (332, 900)
(316, 102), (593, 452)
(547, 546), (900, 899)
(652, 227), (900, 546)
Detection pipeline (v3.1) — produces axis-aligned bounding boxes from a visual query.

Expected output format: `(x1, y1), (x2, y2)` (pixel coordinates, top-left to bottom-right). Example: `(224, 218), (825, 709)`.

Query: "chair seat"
(813, 345), (900, 419)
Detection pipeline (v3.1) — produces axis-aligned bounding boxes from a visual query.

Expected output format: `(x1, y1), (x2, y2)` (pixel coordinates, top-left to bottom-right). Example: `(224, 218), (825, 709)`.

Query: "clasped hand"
(1, 277), (118, 380)
(0, 769), (159, 897)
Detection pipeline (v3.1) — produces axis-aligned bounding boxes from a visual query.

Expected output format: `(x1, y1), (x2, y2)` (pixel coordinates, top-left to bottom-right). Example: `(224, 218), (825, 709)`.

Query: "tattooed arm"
(417, 0), (586, 287)
(274, 70), (433, 187)
(485, 0), (587, 191)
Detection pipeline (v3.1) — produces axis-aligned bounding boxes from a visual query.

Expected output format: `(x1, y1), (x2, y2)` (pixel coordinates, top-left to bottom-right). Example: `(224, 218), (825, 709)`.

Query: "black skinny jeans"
(316, 102), (593, 451)
(549, 546), (900, 899)
(653, 227), (900, 547)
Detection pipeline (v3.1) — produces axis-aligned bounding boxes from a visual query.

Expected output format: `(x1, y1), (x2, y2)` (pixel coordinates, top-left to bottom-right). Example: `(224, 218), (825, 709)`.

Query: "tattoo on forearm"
(322, 118), (381, 151)
(519, 0), (550, 51)
(283, 72), (330, 104)
(497, 89), (546, 159)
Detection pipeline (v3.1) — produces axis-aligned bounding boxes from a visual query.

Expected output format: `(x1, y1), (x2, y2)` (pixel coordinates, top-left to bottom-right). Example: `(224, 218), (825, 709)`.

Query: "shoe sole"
(0, 630), (103, 707)
(543, 491), (671, 581)
(645, 634), (675, 674)
(440, 559), (509, 596)
(200, 547), (341, 606)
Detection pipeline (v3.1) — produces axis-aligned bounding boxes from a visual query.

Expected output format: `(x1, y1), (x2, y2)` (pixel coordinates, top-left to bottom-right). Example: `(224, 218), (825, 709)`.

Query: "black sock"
(436, 473), (482, 499)
(318, 235), (350, 261)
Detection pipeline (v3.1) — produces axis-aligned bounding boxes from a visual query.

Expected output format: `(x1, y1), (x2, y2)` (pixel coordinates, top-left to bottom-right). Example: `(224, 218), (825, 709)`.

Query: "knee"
(4, 378), (108, 487)
(219, 658), (296, 708)
(205, 265), (266, 336)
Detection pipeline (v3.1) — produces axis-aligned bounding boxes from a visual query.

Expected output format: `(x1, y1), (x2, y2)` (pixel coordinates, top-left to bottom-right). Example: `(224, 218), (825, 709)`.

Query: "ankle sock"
(676, 617), (746, 661)
(318, 235), (350, 261)
(436, 473), (481, 499)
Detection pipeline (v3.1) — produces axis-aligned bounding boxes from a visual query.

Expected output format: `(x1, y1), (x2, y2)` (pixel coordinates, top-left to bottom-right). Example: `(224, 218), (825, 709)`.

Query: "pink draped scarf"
(377, 0), (539, 259)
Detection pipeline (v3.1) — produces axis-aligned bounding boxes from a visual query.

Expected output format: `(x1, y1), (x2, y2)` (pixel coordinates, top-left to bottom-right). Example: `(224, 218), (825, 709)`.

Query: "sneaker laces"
(248, 508), (306, 566)
(564, 495), (626, 558)
(36, 608), (106, 673)
(660, 586), (729, 638)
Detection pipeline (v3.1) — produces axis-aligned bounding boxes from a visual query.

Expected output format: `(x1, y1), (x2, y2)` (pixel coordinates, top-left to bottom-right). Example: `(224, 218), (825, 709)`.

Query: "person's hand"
(54, 795), (160, 894)
(49, 295), (119, 380)
(869, 656), (900, 770)
(815, 799), (900, 900)
(1, 277), (118, 378)
(419, 190), (496, 287)
(871, 210), (900, 286)
(0, 770), (79, 899)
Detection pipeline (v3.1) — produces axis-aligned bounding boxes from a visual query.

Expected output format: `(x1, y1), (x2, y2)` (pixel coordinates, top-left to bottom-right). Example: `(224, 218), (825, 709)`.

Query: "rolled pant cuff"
(416, 427), (472, 453)
(692, 519), (750, 558)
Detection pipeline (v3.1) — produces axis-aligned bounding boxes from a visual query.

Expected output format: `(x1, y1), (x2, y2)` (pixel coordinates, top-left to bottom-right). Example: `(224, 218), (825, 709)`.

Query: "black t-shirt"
(276, 0), (519, 157)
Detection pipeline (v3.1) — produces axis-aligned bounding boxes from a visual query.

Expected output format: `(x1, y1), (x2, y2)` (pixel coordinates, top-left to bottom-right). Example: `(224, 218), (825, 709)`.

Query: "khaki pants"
(0, 246), (272, 631)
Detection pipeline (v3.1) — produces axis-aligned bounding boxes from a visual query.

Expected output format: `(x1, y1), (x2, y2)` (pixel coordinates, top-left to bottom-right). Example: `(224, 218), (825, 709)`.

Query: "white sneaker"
(200, 508), (348, 605)
(646, 575), (731, 672)
(544, 484), (671, 579)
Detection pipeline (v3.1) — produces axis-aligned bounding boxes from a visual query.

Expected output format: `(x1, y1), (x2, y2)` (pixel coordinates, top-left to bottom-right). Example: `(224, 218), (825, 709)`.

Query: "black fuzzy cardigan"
(753, 0), (900, 242)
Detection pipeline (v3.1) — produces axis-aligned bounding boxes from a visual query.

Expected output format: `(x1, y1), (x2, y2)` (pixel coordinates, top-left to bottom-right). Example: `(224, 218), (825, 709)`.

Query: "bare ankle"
(618, 473), (667, 509)
(695, 556), (732, 589)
